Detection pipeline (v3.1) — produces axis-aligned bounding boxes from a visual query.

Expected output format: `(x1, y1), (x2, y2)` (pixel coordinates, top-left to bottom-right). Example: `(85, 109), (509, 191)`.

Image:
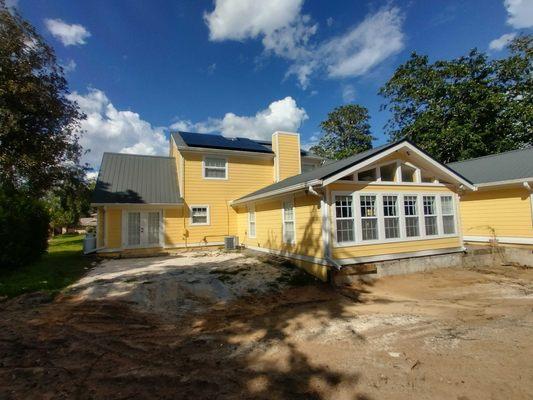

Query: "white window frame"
(333, 192), (357, 246)
(403, 195), (421, 238)
(190, 205), (210, 226)
(359, 193), (380, 242)
(120, 209), (164, 249)
(331, 191), (459, 248)
(282, 200), (296, 245)
(440, 195), (457, 235)
(422, 195), (439, 236)
(382, 194), (401, 239)
(202, 156), (228, 180)
(248, 205), (256, 238)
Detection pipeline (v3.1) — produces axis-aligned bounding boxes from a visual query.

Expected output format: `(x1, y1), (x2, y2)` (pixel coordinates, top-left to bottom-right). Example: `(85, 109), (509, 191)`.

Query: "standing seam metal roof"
(447, 147), (533, 184)
(92, 153), (182, 204)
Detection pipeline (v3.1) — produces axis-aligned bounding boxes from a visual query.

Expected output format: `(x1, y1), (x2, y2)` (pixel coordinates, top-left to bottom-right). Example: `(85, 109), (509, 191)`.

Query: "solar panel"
(176, 132), (272, 153)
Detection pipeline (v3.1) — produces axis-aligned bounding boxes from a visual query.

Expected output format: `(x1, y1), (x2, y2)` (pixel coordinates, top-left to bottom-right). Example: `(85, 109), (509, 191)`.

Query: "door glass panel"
(147, 212), (160, 244)
(128, 212), (141, 246)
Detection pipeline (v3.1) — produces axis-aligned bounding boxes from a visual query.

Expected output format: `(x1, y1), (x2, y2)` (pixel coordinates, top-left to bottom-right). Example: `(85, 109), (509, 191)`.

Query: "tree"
(379, 35), (532, 163)
(310, 104), (374, 160)
(0, 1), (84, 194)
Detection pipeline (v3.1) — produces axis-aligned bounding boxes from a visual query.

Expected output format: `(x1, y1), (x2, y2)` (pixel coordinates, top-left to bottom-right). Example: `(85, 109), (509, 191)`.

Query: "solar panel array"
(176, 131), (273, 153)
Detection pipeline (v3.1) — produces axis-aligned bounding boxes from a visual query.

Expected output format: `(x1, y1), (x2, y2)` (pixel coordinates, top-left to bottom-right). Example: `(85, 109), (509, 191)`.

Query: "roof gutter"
(176, 146), (274, 158)
(231, 179), (322, 205)
(474, 177), (533, 189)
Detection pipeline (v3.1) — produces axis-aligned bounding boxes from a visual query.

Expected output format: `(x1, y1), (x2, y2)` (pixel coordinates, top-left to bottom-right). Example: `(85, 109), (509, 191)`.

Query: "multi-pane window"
(403, 195), (420, 237)
(358, 169), (376, 182)
(380, 163), (397, 182)
(360, 195), (378, 240)
(423, 196), (438, 235)
(335, 195), (355, 243)
(383, 195), (400, 239)
(248, 207), (256, 238)
(440, 196), (455, 234)
(191, 206), (209, 225)
(282, 201), (295, 244)
(203, 157), (227, 179)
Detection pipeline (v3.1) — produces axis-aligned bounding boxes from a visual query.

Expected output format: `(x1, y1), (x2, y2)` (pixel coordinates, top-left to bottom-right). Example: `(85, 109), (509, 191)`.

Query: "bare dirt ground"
(1, 251), (532, 400)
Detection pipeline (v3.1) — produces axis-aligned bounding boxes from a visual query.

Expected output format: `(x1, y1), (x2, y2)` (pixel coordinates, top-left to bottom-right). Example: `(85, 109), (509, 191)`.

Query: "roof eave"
(176, 145), (274, 158)
(474, 178), (533, 190)
(231, 179), (323, 205)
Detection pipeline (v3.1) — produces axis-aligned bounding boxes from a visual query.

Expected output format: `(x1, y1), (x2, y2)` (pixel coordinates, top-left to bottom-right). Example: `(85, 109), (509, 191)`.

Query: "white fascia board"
(322, 142), (475, 190)
(463, 235), (533, 245)
(474, 178), (533, 189)
(91, 202), (183, 208)
(177, 146), (274, 158)
(231, 179), (322, 205)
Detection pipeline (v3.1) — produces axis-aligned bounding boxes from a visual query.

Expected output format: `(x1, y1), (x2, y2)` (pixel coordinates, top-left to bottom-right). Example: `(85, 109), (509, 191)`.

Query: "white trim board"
(463, 236), (533, 245)
(336, 247), (465, 266)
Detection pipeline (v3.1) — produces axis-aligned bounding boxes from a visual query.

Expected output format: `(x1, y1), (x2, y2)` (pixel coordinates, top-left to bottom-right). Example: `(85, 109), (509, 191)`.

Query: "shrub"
(0, 187), (50, 269)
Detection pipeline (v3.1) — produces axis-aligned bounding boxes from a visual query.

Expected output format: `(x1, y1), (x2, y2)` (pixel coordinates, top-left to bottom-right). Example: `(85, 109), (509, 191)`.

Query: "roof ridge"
(103, 152), (173, 160)
(448, 146), (533, 166)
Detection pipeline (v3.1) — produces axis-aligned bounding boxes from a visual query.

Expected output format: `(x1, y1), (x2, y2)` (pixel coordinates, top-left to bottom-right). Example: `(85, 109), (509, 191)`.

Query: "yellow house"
(447, 148), (533, 247)
(92, 131), (479, 280)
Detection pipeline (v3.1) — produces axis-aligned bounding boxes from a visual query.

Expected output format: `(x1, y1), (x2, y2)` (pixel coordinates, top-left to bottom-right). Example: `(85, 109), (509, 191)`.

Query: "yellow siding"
(164, 208), (185, 246)
(332, 237), (461, 259)
(181, 151), (274, 245)
(274, 132), (301, 181)
(106, 208), (122, 248)
(238, 193), (323, 258)
(459, 188), (533, 238)
(96, 207), (105, 247)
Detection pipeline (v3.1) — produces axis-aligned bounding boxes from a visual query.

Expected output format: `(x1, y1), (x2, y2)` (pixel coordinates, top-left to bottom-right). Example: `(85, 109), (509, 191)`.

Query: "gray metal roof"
(447, 147), (533, 184)
(92, 153), (182, 204)
(234, 141), (399, 202)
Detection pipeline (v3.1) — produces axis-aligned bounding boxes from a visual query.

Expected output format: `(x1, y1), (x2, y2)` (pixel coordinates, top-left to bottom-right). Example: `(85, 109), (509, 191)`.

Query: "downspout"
(307, 185), (321, 197)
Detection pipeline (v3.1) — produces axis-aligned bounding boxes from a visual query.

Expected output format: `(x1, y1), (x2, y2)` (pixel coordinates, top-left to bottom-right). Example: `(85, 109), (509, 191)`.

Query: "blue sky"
(11, 0), (533, 170)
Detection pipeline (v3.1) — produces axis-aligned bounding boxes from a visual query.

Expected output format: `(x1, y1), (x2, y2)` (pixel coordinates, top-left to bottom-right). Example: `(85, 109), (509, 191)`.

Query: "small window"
(401, 164), (416, 183)
(404, 195), (420, 237)
(380, 163), (397, 182)
(358, 169), (376, 182)
(360, 195), (378, 240)
(440, 196), (455, 234)
(191, 206), (209, 225)
(421, 173), (434, 183)
(335, 195), (355, 243)
(203, 157), (227, 179)
(423, 196), (438, 235)
(383, 195), (400, 239)
(282, 201), (295, 244)
(248, 207), (256, 238)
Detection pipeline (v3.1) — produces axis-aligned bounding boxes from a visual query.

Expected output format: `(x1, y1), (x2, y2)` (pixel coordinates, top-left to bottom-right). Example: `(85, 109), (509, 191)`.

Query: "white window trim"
(331, 191), (459, 248)
(332, 192), (357, 246)
(383, 194), (401, 240)
(248, 205), (256, 238)
(281, 199), (296, 245)
(190, 205), (210, 226)
(440, 195), (456, 235)
(202, 156), (228, 180)
(422, 195), (439, 237)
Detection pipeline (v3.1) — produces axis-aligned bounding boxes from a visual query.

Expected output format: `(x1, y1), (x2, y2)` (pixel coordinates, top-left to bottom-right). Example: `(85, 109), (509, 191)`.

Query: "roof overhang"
(231, 179), (322, 206)
(474, 178), (533, 190)
(177, 146), (274, 158)
(91, 202), (184, 208)
(322, 141), (476, 190)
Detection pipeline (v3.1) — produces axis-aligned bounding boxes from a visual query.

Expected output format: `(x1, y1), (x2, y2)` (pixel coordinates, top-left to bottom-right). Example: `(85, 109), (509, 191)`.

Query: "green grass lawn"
(0, 234), (93, 299)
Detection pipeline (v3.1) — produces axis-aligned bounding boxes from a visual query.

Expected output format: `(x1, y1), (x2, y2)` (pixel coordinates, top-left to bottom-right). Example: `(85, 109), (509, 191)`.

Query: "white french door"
(124, 210), (162, 248)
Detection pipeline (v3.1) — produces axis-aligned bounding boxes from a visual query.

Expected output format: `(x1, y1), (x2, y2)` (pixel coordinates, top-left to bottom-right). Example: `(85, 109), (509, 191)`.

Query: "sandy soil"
(0, 252), (532, 400)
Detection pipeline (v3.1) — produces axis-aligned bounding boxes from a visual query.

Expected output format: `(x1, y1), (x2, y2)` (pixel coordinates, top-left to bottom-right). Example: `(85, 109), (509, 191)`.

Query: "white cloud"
(320, 7), (404, 78)
(170, 96), (308, 140)
(341, 84), (356, 103)
(44, 18), (91, 46)
(61, 59), (77, 73)
(205, 2), (404, 88)
(504, 0), (533, 28)
(205, 0), (305, 41)
(489, 32), (517, 50)
(68, 88), (167, 168)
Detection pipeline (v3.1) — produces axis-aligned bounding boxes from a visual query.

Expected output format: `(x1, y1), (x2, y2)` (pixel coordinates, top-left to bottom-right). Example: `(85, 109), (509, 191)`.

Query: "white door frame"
(121, 209), (164, 249)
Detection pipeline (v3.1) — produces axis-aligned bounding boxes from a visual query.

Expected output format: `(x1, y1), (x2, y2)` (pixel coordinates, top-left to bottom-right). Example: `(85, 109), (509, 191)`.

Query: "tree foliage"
(380, 35), (532, 163)
(310, 104), (374, 160)
(0, 1), (85, 194)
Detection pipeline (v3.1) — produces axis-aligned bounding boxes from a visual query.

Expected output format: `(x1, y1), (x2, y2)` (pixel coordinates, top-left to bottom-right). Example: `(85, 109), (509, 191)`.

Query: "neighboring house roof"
(172, 131), (273, 153)
(233, 139), (474, 204)
(92, 153), (182, 204)
(447, 147), (533, 185)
